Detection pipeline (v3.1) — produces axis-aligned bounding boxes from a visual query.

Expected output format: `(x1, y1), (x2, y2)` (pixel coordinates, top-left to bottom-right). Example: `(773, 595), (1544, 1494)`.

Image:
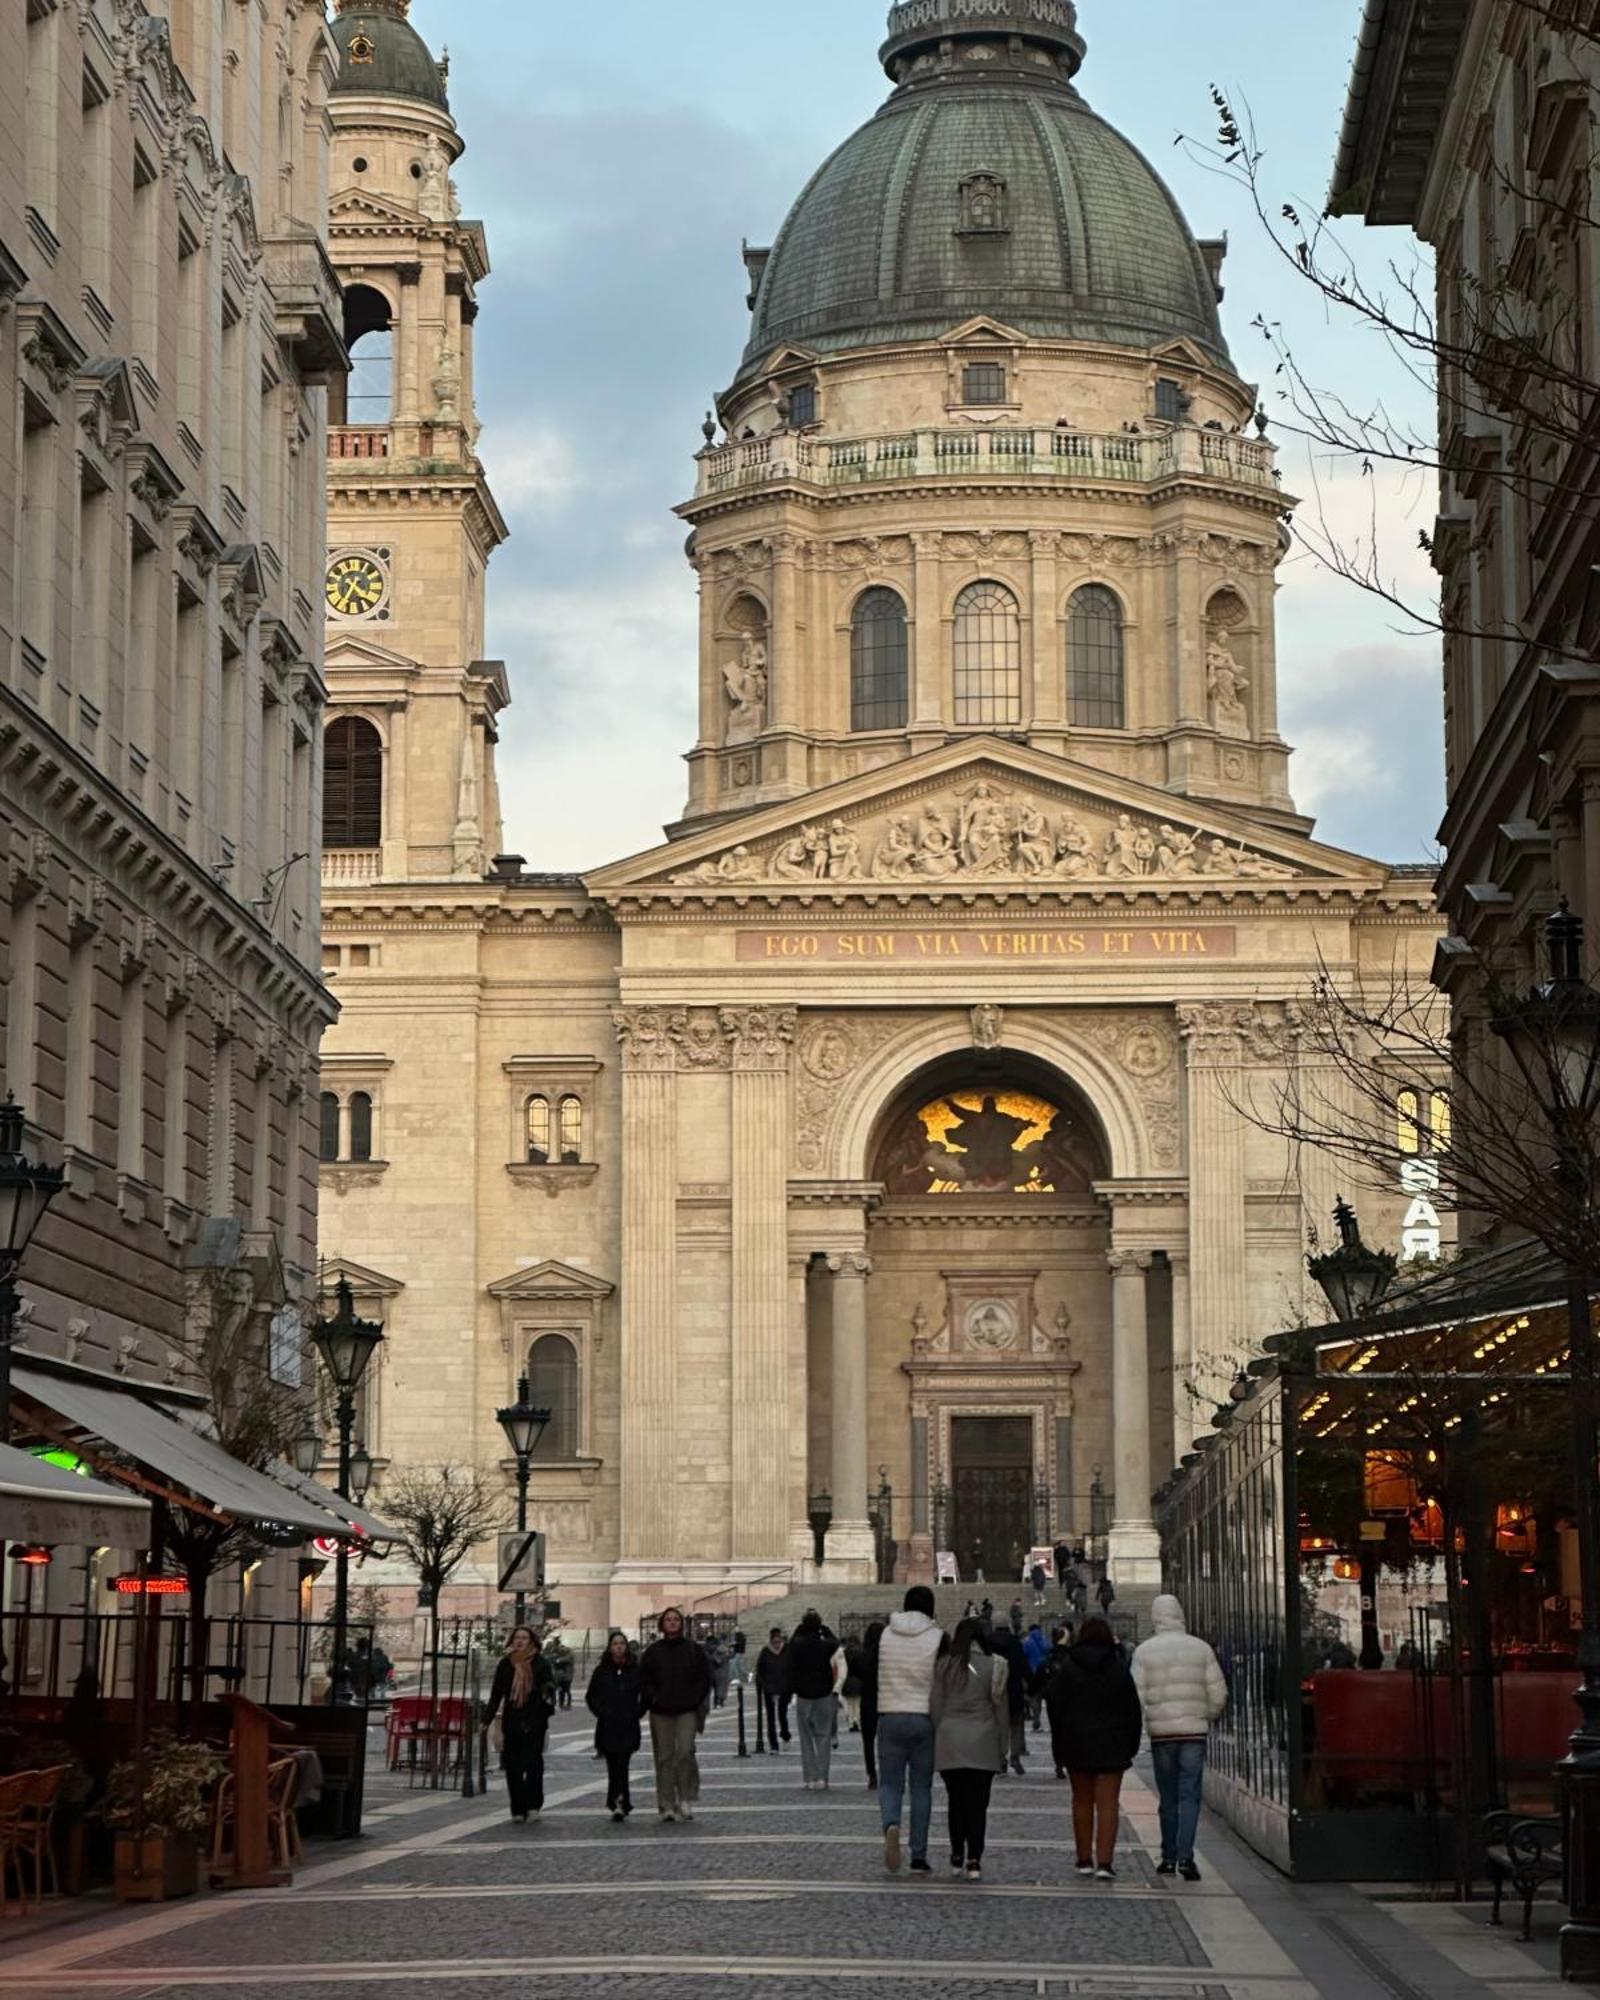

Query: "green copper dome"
(331, 0), (449, 112)
(739, 1), (1228, 380)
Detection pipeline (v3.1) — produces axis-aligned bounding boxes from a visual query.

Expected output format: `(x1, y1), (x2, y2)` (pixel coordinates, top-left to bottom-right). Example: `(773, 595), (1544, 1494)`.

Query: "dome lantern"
(331, 0), (450, 111)
(880, 0), (1087, 81)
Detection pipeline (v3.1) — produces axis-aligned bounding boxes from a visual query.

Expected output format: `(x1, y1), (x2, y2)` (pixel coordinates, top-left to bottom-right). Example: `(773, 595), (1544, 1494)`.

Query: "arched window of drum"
(952, 581), (1022, 727)
(319, 1092), (341, 1163)
(850, 588), (909, 732)
(349, 1092), (374, 1163)
(527, 1333), (578, 1460)
(323, 716), (383, 848)
(558, 1096), (583, 1166)
(1066, 585), (1126, 729)
(526, 1095), (552, 1165)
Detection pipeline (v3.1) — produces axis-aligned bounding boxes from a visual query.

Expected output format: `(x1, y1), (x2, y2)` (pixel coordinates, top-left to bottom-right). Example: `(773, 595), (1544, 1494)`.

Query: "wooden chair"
(209, 1772), (237, 1868)
(266, 1756), (301, 1869)
(15, 1766), (68, 1905)
(0, 1773), (35, 1918)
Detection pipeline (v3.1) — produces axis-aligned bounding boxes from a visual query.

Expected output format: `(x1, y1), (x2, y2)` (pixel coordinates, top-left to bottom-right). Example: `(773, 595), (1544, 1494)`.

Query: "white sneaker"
(660, 1809), (676, 1823)
(679, 1802), (694, 1821)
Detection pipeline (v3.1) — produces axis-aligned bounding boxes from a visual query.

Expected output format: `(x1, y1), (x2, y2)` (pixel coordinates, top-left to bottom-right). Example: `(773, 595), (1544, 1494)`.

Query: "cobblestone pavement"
(0, 1704), (1570, 1997)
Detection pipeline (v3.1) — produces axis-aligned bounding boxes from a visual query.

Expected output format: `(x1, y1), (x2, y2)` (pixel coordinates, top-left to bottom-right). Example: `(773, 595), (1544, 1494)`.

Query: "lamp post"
(348, 1444), (374, 1506)
(0, 1097), (65, 1446)
(1490, 902), (1600, 1981)
(309, 1279), (384, 1705)
(807, 1489), (833, 1570)
(495, 1376), (550, 1625)
(291, 1425), (324, 1480)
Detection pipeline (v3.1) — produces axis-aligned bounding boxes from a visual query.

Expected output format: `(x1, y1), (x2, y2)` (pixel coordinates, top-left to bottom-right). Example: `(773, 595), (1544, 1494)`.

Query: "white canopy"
(0, 1440), (152, 1548)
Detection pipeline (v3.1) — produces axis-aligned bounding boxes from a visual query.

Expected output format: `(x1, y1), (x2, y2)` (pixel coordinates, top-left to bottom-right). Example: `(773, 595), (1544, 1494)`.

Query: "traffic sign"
(498, 1529), (545, 1595)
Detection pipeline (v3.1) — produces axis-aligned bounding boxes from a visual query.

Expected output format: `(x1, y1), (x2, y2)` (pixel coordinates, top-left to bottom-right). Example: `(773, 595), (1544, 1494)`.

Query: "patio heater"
(309, 1280), (384, 1705)
(495, 1378), (550, 1624)
(1490, 902), (1600, 1980)
(1308, 1202), (1399, 1670)
(0, 1097), (65, 1446)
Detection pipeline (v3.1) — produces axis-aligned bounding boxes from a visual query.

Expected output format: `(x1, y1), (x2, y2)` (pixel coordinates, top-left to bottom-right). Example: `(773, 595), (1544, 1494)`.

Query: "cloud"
(1281, 643), (1444, 862)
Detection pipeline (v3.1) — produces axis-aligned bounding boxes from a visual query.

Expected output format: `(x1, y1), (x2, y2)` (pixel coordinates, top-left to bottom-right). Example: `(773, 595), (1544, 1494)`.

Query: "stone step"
(720, 1581), (1160, 1649)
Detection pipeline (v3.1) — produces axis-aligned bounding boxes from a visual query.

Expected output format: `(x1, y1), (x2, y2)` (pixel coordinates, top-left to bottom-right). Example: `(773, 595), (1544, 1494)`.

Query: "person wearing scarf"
(485, 1626), (556, 1821)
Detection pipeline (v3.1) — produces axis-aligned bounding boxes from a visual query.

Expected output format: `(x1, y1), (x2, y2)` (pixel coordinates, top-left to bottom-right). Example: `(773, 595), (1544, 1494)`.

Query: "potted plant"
(102, 1735), (226, 1903)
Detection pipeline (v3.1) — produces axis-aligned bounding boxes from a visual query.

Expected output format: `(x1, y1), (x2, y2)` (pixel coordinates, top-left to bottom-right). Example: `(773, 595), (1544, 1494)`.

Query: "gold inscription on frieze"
(736, 927), (1237, 963)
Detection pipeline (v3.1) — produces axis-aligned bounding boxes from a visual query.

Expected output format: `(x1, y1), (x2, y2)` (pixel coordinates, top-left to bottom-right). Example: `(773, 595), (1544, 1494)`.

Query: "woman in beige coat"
(930, 1617), (1009, 1879)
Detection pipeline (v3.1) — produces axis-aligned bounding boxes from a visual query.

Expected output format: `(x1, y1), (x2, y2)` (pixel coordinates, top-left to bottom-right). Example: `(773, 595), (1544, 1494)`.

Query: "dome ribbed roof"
(739, 2), (1228, 380)
(331, 0), (449, 112)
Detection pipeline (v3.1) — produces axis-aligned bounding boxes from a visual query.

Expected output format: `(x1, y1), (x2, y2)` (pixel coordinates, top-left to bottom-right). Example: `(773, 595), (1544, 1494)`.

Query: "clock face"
(326, 551), (388, 619)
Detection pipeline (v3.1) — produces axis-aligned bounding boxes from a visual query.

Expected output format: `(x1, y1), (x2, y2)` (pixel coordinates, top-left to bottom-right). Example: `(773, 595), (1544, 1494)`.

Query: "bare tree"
(380, 1464), (506, 1705)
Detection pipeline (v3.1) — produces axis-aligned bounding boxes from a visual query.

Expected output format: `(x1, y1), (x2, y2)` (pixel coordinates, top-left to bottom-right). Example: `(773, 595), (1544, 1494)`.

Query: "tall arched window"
(558, 1096), (583, 1166)
(323, 716), (383, 848)
(349, 1092), (374, 1163)
(850, 588), (909, 731)
(527, 1334), (579, 1460)
(526, 1095), (552, 1165)
(335, 283), (394, 426)
(319, 1092), (341, 1163)
(1066, 585), (1126, 729)
(952, 581), (1022, 726)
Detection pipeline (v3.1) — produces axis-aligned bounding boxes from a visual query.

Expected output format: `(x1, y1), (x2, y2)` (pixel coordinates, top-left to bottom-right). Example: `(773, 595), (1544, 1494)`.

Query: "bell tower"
(322, 0), (509, 884)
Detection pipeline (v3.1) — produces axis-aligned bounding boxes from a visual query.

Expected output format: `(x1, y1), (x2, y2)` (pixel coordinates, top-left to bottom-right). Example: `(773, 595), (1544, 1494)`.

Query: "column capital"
(720, 1004), (797, 1072)
(825, 1251), (873, 1279)
(611, 1005), (678, 1074)
(1107, 1247), (1154, 1276)
(1177, 999), (1298, 1064)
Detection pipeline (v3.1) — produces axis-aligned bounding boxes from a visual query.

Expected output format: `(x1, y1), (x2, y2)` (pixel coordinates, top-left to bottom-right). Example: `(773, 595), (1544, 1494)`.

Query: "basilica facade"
(318, 0), (1438, 1625)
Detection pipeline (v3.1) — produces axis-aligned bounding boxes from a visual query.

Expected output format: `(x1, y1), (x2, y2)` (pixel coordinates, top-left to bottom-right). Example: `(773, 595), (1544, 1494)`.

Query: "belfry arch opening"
(332, 284), (395, 425)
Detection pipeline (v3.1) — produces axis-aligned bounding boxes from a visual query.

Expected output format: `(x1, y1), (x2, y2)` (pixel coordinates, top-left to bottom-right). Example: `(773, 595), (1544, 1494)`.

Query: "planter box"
(114, 1833), (198, 1903)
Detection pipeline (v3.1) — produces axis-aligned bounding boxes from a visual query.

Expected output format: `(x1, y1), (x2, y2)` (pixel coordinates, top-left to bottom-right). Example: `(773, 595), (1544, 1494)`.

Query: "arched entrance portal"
(856, 1054), (1120, 1584)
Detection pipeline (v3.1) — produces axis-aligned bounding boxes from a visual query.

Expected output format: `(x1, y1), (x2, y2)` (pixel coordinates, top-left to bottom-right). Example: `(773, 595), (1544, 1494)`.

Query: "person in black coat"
(859, 1619), (885, 1789)
(755, 1627), (793, 1749)
(484, 1627), (557, 1822)
(586, 1631), (644, 1821)
(1045, 1616), (1143, 1879)
(987, 1624), (1029, 1775)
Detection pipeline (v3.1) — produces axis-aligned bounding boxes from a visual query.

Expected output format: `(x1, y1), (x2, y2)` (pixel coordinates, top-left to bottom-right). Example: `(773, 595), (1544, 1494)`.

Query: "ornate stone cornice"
(1176, 999), (1297, 1064)
(611, 1005), (679, 1075)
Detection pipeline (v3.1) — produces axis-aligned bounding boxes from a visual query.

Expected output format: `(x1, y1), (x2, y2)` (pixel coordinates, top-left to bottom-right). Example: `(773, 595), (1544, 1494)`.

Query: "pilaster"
(1178, 1003), (1252, 1413)
(1106, 1245), (1160, 1581)
(613, 1007), (679, 1559)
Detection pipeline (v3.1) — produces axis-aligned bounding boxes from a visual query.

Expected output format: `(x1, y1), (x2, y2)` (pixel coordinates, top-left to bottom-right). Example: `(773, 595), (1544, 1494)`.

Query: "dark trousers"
(861, 1704), (879, 1786)
(604, 1750), (634, 1811)
(557, 1682), (573, 1709)
(942, 1768), (996, 1863)
(502, 1712), (548, 1817)
(762, 1688), (791, 1745)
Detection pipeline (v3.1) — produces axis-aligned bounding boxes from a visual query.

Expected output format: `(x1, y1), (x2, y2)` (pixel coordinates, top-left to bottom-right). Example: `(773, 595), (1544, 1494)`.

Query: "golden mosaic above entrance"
(878, 1084), (1098, 1197)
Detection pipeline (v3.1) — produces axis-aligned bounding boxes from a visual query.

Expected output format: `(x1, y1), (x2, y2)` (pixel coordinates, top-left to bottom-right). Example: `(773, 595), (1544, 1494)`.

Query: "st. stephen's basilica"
(317, 0), (1437, 1625)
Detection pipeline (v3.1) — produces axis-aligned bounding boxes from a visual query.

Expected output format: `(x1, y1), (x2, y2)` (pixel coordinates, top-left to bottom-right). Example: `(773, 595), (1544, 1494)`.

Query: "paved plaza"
(0, 1706), (1572, 1998)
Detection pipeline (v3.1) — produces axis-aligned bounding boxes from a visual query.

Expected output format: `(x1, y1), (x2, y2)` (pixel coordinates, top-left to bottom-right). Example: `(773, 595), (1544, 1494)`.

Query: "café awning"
(269, 1462), (399, 1545)
(11, 1364), (348, 1538)
(0, 1441), (153, 1548)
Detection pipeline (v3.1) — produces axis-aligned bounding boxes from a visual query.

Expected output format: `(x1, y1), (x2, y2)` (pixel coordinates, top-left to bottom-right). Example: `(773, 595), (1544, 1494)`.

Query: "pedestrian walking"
(860, 1618), (885, 1790)
(987, 1621), (1029, 1774)
(1022, 1621), (1050, 1729)
(1095, 1573), (1117, 1615)
(1030, 1560), (1049, 1609)
(1008, 1597), (1025, 1637)
(971, 1537), (986, 1584)
(788, 1609), (842, 1789)
(1070, 1551), (1091, 1622)
(586, 1630), (644, 1822)
(756, 1625), (793, 1750)
(484, 1626), (556, 1823)
(730, 1629), (749, 1686)
(545, 1632), (576, 1709)
(931, 1616), (1009, 1880)
(1046, 1616), (1142, 1881)
(1037, 1624), (1074, 1776)
(842, 1633), (867, 1732)
(1131, 1595), (1228, 1881)
(978, 1596), (995, 1632)
(706, 1634), (732, 1708)
(639, 1606), (713, 1823)
(876, 1584), (943, 1876)
(1053, 1538), (1073, 1598)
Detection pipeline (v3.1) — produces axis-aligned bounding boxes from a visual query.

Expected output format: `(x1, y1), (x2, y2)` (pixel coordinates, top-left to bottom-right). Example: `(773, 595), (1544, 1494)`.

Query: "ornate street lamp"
(1491, 902), (1600, 1980)
(309, 1279), (384, 1704)
(495, 1376), (550, 1623)
(0, 1097), (65, 1446)
(807, 1489), (833, 1569)
(348, 1443), (375, 1507)
(291, 1425), (325, 1479)
(1308, 1200), (1399, 1325)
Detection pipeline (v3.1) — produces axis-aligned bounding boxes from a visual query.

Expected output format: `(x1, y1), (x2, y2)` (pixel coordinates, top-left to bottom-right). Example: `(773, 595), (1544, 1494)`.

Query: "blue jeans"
(876, 1713), (935, 1862)
(1150, 1738), (1207, 1865)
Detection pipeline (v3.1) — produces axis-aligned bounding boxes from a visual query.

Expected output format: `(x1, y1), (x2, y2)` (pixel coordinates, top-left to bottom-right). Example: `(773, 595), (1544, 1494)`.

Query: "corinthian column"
(825, 1251), (876, 1579)
(612, 1008), (679, 1561)
(1107, 1248), (1160, 1581)
(724, 1006), (797, 1561)
(1178, 1004), (1251, 1413)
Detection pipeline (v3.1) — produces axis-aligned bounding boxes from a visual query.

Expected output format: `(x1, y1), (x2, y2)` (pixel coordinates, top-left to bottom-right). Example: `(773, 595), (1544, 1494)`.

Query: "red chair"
(385, 1697), (431, 1771)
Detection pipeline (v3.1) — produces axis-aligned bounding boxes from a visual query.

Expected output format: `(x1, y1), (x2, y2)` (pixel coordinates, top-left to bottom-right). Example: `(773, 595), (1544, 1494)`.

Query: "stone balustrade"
(693, 423), (1279, 499)
(329, 425), (391, 460)
(322, 848), (382, 885)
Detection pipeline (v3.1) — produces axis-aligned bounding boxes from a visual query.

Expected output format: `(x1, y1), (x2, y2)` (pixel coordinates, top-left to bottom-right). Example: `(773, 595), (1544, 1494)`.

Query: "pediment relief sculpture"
(667, 780), (1301, 888)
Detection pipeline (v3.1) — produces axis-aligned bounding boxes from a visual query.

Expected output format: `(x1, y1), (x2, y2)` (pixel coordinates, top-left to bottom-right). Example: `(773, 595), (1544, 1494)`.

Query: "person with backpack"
(930, 1617), (1009, 1880)
(787, 1609), (842, 1790)
(876, 1585), (943, 1875)
(985, 1620), (1029, 1775)
(1022, 1621), (1051, 1730)
(1131, 1595), (1228, 1881)
(1046, 1615), (1142, 1881)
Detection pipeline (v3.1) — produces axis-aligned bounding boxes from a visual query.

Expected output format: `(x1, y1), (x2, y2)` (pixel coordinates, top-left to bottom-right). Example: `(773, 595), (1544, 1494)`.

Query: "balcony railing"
(329, 426), (392, 460)
(693, 423), (1279, 499)
(323, 848), (382, 885)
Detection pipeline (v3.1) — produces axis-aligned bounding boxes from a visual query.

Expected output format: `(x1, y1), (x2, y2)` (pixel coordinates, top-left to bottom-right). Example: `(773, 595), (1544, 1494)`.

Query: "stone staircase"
(715, 1580), (1159, 1647)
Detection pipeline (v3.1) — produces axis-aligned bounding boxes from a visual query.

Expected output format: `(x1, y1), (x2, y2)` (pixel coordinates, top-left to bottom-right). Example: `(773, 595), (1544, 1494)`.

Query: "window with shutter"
(323, 717), (383, 848)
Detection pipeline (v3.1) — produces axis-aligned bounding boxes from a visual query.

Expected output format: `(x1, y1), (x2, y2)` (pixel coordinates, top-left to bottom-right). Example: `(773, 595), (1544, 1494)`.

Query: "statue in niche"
(1102, 813), (1144, 878)
(959, 782), (1011, 872)
(1206, 635), (1251, 738)
(971, 1003), (1003, 1051)
(1014, 799), (1053, 877)
(1055, 815), (1096, 879)
(433, 334), (460, 421)
(915, 805), (962, 878)
(723, 632), (768, 743)
(419, 135), (451, 220)
(825, 818), (864, 880)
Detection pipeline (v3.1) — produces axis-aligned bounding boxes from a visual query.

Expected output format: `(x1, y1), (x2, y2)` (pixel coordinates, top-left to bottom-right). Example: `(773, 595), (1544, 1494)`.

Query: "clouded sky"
(409, 0), (1444, 873)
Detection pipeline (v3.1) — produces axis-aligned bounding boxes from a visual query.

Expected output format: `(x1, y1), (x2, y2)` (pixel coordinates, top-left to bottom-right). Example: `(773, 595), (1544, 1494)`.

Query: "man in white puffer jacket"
(1130, 1595), (1228, 1882)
